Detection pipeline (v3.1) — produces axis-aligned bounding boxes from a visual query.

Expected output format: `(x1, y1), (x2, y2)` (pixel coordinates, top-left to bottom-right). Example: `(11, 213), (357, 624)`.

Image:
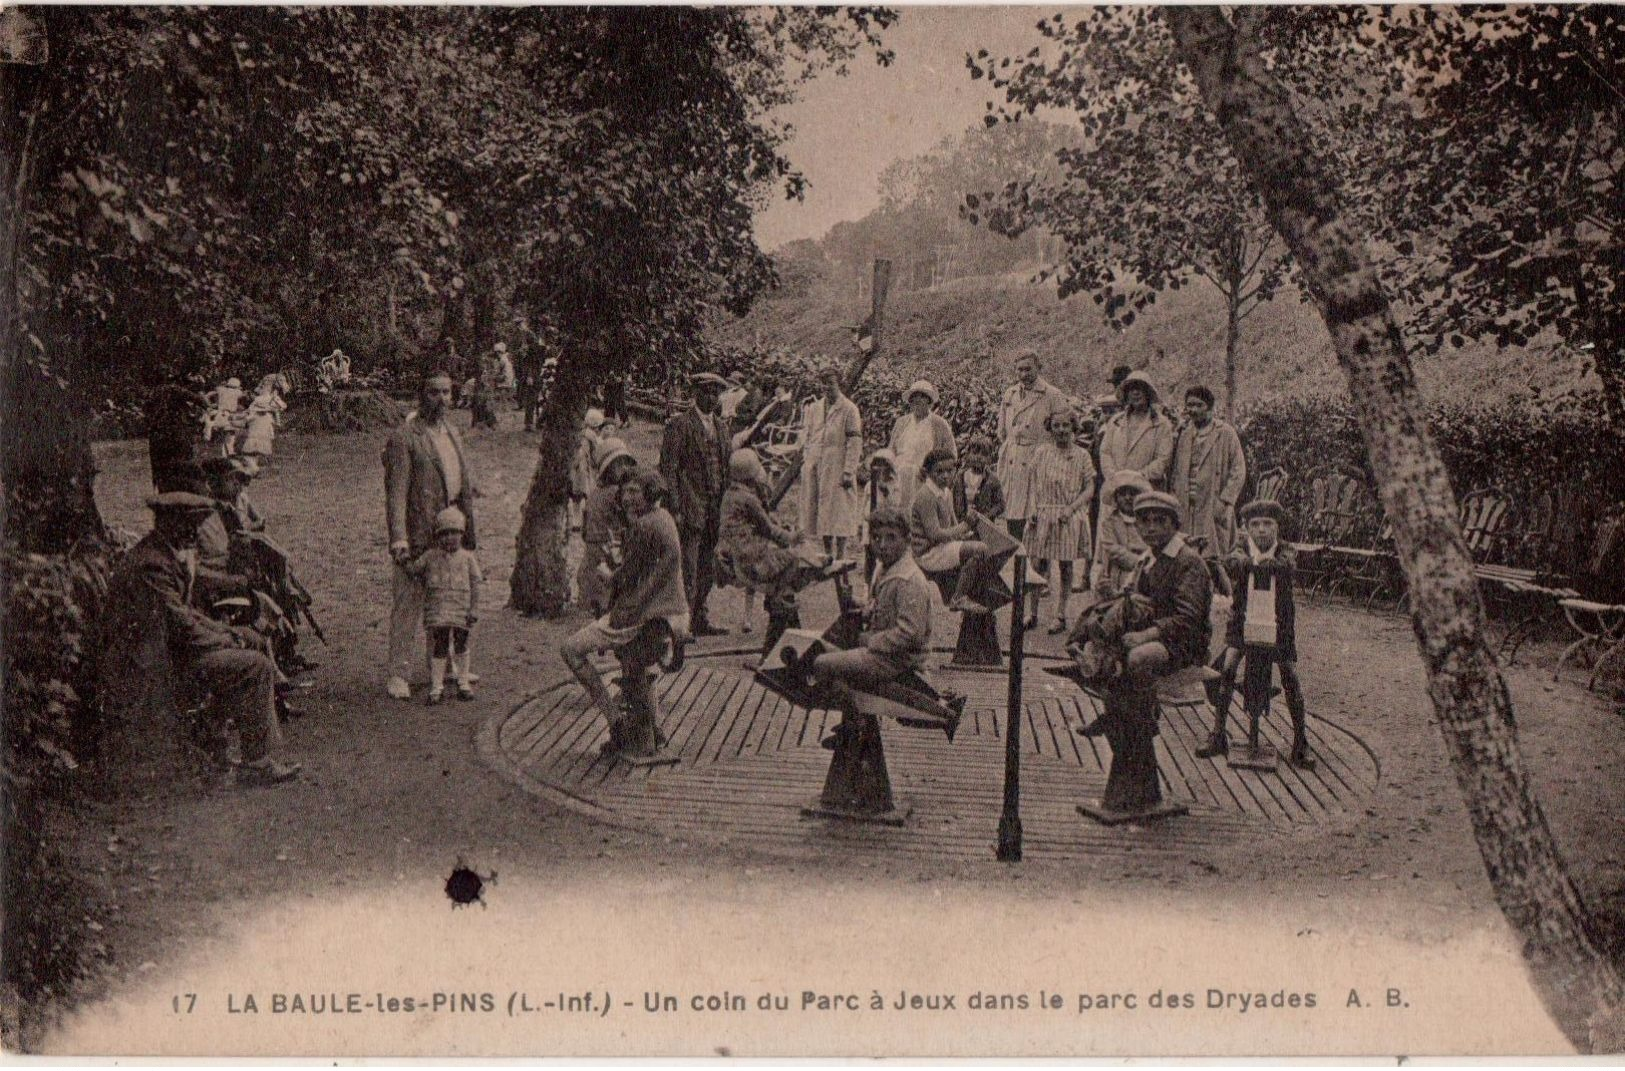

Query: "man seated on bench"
(560, 467), (690, 758)
(1095, 490), (1212, 813)
(810, 506), (933, 747)
(910, 449), (996, 613)
(123, 492), (303, 787)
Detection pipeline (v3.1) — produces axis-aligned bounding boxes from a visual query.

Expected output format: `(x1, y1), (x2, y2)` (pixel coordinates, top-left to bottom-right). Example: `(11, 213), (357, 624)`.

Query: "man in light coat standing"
(660, 371), (732, 636)
(1169, 385), (1247, 557)
(995, 350), (1070, 538)
(383, 371), (477, 699)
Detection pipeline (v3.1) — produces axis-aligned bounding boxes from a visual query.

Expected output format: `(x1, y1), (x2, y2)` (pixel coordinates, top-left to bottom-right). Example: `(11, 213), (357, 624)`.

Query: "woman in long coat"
(888, 378), (956, 511)
(800, 368), (863, 559)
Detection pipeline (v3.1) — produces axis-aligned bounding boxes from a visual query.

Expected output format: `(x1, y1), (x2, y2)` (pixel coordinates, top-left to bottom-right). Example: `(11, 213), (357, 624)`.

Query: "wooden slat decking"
(485, 652), (1381, 863)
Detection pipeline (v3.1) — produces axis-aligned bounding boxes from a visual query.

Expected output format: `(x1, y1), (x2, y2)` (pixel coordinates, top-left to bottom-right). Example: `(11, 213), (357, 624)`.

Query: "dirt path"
(41, 415), (1624, 1054)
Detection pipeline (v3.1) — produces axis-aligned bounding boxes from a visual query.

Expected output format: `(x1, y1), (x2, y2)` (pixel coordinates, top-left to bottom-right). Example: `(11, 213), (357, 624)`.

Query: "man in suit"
(995, 350), (1070, 538)
(110, 492), (302, 786)
(382, 371), (477, 699)
(659, 371), (731, 636)
(1089, 491), (1212, 814)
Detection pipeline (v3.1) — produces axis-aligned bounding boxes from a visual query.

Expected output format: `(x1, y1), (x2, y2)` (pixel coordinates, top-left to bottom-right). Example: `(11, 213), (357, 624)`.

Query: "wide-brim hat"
(593, 437), (633, 478)
(1117, 371), (1159, 404)
(1103, 469), (1153, 501)
(1132, 490), (1182, 525)
(690, 372), (729, 391)
(867, 447), (898, 470)
(1239, 499), (1285, 524)
(225, 377), (241, 388)
(905, 379), (938, 405)
(583, 407), (607, 429)
(146, 491), (215, 515)
(433, 506), (467, 535)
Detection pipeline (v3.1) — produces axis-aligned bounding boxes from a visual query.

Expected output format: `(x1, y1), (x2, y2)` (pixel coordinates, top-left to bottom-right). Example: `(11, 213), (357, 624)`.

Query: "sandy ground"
(34, 413), (1625, 1056)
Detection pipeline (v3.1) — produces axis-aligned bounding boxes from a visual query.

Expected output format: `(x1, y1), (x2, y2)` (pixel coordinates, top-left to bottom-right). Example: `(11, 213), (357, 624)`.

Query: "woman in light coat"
(888, 378), (956, 511)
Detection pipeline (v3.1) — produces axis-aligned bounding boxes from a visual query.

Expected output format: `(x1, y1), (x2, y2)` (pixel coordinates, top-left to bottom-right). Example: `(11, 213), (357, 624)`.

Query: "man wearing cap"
(888, 378), (956, 511)
(1097, 370), (1175, 490)
(1170, 385), (1247, 558)
(108, 493), (301, 786)
(383, 371), (477, 699)
(996, 350), (1070, 538)
(660, 371), (732, 636)
(809, 505), (933, 712)
(1089, 490), (1211, 813)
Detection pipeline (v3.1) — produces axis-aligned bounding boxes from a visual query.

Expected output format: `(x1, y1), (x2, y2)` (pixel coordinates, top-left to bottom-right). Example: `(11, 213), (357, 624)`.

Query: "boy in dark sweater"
(1196, 499), (1314, 768)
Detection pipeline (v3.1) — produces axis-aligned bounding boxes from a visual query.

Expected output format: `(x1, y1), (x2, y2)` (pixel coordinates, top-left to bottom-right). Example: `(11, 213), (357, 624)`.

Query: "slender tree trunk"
(1223, 286), (1241, 417)
(1165, 6), (1624, 1051)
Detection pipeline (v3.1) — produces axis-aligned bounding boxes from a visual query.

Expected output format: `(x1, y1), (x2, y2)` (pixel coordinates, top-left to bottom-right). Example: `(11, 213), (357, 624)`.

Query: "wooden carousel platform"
(479, 648), (1381, 863)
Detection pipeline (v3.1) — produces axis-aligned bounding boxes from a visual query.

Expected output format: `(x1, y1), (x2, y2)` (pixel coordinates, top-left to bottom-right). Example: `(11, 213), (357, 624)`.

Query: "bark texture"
(509, 360), (589, 617)
(1165, 6), (1624, 1051)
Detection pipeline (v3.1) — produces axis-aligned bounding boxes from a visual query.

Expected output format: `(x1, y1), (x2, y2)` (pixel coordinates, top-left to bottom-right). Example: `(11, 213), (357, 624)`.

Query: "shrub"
(1238, 394), (1625, 573)
(2, 545), (113, 1033)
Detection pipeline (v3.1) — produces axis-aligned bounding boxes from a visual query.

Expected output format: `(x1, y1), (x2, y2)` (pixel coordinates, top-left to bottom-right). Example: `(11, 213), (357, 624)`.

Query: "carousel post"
(996, 554), (1027, 862)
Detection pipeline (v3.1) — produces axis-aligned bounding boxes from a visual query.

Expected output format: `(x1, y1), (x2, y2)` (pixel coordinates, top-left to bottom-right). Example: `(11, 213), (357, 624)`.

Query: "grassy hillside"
(708, 266), (1597, 414)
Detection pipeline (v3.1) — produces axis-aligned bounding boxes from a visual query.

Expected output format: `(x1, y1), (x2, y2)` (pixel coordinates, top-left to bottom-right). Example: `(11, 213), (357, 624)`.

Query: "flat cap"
(1132, 490), (1182, 524)
(146, 491), (215, 514)
(1239, 499), (1285, 523)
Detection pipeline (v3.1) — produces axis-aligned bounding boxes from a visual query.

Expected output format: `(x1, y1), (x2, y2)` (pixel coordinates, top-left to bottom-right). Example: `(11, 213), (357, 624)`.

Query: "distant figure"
(1169, 385), (1246, 558)
(237, 376), (287, 460)
(203, 377), (245, 448)
(888, 378), (956, 511)
(316, 349), (352, 393)
(996, 350), (1071, 539)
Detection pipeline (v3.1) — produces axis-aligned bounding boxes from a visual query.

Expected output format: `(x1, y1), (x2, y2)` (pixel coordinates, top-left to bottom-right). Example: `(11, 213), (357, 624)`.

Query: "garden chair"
(1251, 466), (1289, 506)
(1555, 508), (1625, 690)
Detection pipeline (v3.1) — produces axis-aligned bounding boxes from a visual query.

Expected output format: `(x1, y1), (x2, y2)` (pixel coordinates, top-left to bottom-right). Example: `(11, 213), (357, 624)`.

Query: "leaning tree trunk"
(509, 351), (594, 617)
(1166, 6), (1624, 1051)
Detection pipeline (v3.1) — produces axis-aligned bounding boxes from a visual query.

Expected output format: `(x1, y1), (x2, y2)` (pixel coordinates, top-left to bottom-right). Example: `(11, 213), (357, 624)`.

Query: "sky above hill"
(753, 6), (1051, 252)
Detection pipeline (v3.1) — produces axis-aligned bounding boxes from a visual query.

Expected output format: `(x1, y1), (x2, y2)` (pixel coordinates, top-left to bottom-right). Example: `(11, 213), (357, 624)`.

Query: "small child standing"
(407, 507), (483, 704)
(1197, 499), (1313, 767)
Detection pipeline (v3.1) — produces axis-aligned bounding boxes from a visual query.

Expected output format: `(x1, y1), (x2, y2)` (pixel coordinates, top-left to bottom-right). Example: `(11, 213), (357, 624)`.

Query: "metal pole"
(997, 552), (1026, 862)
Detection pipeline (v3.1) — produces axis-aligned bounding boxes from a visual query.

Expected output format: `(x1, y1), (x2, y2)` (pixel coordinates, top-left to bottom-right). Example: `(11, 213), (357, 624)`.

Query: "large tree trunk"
(509, 350), (593, 617)
(1, 48), (105, 554)
(1165, 6), (1624, 1051)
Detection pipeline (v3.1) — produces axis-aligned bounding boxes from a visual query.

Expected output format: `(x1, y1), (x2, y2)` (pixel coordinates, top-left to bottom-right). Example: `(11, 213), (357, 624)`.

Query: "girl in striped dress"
(1024, 411), (1095, 633)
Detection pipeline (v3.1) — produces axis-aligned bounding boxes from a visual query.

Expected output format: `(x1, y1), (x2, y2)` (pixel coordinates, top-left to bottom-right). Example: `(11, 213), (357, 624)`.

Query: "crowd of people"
(115, 347), (1303, 791)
